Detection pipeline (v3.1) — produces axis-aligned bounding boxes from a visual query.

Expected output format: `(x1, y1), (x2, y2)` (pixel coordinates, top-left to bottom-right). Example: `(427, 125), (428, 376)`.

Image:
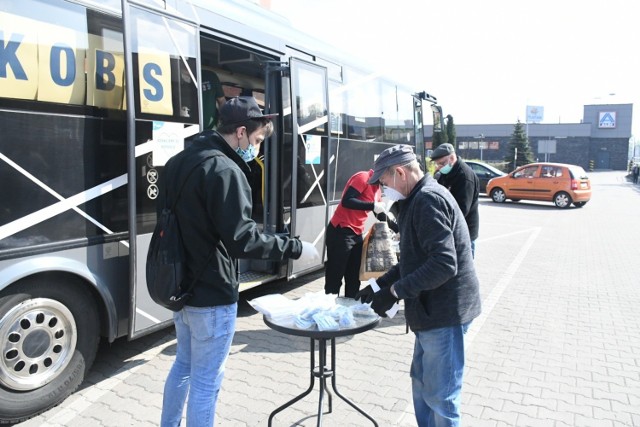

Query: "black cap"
(430, 143), (455, 160)
(368, 144), (417, 184)
(219, 96), (279, 126)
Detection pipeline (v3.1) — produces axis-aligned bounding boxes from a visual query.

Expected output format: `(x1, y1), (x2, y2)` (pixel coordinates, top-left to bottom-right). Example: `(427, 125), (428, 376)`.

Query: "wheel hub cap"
(0, 298), (77, 390)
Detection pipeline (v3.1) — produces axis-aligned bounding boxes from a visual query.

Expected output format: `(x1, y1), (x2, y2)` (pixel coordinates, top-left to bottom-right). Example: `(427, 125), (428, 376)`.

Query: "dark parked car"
(465, 161), (506, 193)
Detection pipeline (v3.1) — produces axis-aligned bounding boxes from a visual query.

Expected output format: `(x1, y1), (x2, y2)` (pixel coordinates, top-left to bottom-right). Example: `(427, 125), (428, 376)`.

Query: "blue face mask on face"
(439, 162), (453, 175)
(235, 144), (257, 162)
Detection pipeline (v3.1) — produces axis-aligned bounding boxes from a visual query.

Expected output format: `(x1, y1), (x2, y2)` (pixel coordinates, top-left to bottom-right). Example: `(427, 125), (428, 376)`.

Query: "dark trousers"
(324, 223), (363, 298)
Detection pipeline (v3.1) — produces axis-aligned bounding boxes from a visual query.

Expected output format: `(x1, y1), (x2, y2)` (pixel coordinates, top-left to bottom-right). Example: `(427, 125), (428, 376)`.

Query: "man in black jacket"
(356, 144), (481, 427)
(430, 143), (480, 257)
(158, 96), (318, 427)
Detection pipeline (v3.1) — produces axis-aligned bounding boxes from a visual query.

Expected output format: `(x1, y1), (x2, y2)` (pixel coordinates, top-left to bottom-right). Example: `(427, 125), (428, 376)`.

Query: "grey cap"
(219, 96), (279, 126)
(368, 144), (417, 184)
(430, 143), (455, 160)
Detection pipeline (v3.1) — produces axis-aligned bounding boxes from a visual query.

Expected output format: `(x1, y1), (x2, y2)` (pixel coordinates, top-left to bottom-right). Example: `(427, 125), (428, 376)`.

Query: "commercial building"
(425, 103), (633, 171)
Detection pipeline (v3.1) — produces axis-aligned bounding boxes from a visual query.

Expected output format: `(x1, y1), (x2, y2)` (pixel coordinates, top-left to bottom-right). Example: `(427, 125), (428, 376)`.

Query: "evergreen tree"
(432, 117), (448, 148)
(445, 114), (456, 148)
(504, 120), (534, 171)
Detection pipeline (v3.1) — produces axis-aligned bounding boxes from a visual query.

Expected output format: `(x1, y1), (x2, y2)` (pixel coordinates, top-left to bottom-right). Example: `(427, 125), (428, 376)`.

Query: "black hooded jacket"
(436, 159), (480, 240)
(376, 175), (481, 331)
(157, 131), (302, 307)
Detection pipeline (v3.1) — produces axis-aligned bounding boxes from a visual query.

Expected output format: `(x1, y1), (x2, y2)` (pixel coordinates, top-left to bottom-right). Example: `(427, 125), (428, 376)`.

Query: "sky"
(268, 0), (639, 141)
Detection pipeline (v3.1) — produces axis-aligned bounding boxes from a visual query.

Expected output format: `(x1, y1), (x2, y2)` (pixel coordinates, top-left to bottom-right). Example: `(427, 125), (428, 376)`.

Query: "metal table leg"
(268, 339), (317, 426)
(316, 338), (333, 426)
(268, 337), (377, 426)
(328, 338), (378, 426)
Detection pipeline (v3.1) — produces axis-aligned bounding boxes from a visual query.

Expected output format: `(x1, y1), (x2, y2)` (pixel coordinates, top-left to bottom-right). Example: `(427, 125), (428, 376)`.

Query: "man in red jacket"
(324, 169), (395, 298)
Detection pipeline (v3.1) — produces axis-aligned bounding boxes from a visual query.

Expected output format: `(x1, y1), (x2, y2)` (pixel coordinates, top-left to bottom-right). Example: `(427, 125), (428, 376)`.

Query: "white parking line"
(465, 226), (541, 348)
(396, 226), (541, 424)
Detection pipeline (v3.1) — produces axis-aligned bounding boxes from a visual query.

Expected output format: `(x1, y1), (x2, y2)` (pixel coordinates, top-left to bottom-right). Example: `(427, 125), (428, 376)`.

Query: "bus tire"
(0, 279), (100, 424)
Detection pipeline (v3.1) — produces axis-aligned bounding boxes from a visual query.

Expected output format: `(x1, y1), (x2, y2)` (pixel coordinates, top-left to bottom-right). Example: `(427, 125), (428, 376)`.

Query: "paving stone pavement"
(13, 171), (640, 426)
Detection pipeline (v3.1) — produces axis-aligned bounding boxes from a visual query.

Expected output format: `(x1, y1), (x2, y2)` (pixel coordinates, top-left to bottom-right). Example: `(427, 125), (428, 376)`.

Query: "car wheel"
(490, 188), (506, 203)
(0, 278), (99, 423)
(573, 201), (587, 208)
(554, 191), (572, 208)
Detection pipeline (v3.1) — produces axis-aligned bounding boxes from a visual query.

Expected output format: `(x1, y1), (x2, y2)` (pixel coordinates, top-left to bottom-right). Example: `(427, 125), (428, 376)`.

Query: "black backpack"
(146, 152), (220, 311)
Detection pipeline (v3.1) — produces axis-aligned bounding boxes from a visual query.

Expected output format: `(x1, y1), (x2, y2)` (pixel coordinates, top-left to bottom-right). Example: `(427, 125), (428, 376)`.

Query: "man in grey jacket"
(356, 144), (481, 427)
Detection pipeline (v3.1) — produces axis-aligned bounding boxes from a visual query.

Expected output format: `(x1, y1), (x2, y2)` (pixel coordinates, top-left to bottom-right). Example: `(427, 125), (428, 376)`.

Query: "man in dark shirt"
(158, 96), (318, 426)
(430, 143), (480, 257)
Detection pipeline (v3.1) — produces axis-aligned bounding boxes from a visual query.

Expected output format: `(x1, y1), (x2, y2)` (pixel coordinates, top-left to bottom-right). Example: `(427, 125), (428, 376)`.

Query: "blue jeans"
(411, 322), (471, 427)
(160, 303), (237, 427)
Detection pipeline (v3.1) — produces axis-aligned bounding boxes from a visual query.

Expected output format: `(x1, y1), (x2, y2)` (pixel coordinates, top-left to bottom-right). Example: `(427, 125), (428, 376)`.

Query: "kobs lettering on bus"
(50, 45), (76, 86)
(0, 11), (173, 115)
(0, 32), (27, 80)
(95, 50), (116, 91)
(142, 62), (164, 102)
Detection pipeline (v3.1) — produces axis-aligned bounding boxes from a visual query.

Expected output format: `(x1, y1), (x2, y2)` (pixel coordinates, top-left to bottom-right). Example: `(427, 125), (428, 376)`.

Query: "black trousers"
(324, 223), (363, 298)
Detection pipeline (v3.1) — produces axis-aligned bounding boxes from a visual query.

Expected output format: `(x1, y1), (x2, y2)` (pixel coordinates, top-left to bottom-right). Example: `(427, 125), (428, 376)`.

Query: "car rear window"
(541, 165), (563, 178)
(568, 166), (589, 180)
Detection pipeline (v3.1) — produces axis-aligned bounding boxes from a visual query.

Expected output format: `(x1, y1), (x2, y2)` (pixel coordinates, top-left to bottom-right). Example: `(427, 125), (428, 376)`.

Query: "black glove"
(354, 285), (376, 304)
(371, 286), (399, 317)
(375, 212), (389, 222)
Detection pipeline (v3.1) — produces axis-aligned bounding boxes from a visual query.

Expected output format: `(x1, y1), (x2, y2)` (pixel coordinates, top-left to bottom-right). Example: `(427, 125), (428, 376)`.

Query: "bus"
(0, 0), (441, 421)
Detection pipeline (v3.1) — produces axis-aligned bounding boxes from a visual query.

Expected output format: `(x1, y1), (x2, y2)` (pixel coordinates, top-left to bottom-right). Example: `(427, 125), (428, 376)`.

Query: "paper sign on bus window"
(37, 21), (85, 105)
(152, 121), (184, 166)
(304, 135), (321, 165)
(0, 12), (39, 100)
(138, 50), (173, 116)
(87, 34), (126, 110)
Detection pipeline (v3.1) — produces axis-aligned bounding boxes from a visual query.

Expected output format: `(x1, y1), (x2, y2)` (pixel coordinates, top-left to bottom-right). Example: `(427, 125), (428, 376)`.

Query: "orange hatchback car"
(486, 162), (592, 208)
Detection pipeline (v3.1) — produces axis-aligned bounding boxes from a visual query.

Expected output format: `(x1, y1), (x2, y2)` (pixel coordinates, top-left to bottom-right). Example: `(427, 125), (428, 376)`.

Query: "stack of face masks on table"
(249, 291), (376, 331)
(247, 293), (302, 325)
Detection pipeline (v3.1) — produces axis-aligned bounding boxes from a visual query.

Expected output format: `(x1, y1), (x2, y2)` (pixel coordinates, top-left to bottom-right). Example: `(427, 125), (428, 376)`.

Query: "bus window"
(395, 87), (416, 145)
(328, 80), (347, 202)
(0, 1), (129, 250)
(343, 68), (383, 142)
(380, 82), (415, 144)
(293, 63), (327, 208)
(128, 6), (198, 124)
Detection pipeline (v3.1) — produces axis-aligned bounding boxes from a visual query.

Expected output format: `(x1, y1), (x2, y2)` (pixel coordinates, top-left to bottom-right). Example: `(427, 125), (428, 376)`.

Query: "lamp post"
(474, 133), (484, 161)
(544, 136), (552, 162)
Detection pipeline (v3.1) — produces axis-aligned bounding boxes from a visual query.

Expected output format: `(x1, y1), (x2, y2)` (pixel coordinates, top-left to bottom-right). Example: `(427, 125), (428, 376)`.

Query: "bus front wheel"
(0, 278), (100, 423)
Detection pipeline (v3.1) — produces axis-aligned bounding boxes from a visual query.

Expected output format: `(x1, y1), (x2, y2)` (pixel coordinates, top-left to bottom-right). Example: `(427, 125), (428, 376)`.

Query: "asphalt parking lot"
(14, 171), (640, 427)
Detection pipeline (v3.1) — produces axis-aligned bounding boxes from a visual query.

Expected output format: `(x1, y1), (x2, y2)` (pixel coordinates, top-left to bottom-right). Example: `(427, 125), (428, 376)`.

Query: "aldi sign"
(598, 111), (617, 128)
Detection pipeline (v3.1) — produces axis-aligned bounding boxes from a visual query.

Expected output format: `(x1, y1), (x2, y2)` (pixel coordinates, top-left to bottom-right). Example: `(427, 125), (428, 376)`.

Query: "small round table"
(264, 305), (380, 426)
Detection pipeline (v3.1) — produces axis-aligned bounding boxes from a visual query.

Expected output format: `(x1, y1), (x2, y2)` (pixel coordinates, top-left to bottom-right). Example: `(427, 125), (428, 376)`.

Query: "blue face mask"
(235, 144), (257, 162)
(439, 162), (453, 175)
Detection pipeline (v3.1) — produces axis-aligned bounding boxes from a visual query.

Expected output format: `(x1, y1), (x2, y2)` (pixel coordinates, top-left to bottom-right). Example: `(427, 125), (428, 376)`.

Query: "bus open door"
(285, 59), (329, 278)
